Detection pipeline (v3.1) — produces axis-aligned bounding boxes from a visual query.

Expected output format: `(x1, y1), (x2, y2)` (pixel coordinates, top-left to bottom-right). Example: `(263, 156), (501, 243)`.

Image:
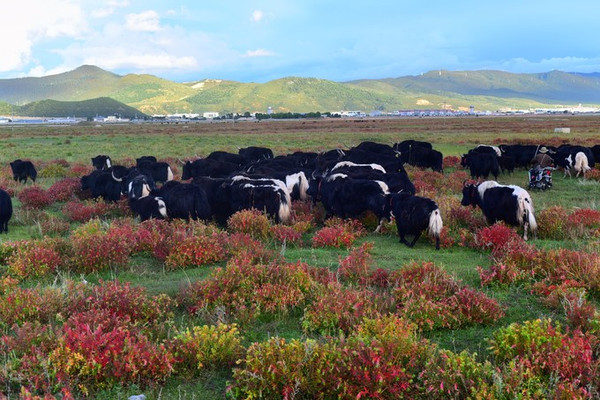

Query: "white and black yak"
(383, 192), (443, 250)
(461, 180), (537, 240)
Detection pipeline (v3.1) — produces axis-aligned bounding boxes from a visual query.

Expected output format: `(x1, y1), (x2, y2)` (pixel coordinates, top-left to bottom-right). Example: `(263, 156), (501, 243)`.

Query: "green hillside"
(1, 65), (599, 115)
(351, 70), (600, 104)
(0, 101), (15, 115)
(16, 97), (148, 119)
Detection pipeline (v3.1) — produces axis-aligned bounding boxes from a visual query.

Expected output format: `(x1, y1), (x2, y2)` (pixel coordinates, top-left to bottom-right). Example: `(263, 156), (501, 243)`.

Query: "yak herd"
(2, 140), (599, 250)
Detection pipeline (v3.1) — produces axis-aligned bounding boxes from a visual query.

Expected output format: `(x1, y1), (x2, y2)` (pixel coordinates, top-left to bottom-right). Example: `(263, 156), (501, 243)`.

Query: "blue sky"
(2, 0), (599, 83)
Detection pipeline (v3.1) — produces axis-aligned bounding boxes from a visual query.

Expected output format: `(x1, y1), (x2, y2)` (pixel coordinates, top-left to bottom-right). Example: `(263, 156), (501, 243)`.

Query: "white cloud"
(251, 10), (264, 22)
(245, 49), (276, 57)
(0, 0), (86, 72)
(50, 23), (238, 78)
(91, 0), (130, 18)
(84, 52), (197, 71)
(125, 10), (161, 32)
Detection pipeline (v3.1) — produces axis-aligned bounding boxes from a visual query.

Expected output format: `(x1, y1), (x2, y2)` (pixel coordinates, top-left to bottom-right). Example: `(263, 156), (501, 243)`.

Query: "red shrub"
(7, 240), (62, 279)
(474, 223), (523, 257)
(0, 286), (64, 328)
(62, 200), (111, 222)
(65, 280), (175, 326)
(568, 208), (600, 228)
(312, 218), (365, 248)
(301, 283), (385, 335)
(269, 224), (303, 246)
(66, 163), (93, 178)
(448, 204), (486, 230)
(490, 319), (596, 388)
(443, 155), (461, 169)
(334, 315), (431, 399)
(17, 186), (52, 209)
(225, 232), (273, 264)
(567, 208), (600, 238)
(227, 208), (271, 240)
(431, 226), (456, 249)
(133, 218), (177, 260)
(180, 260), (314, 323)
(478, 263), (532, 287)
(536, 206), (568, 239)
(1, 322), (60, 393)
(444, 170), (471, 193)
(291, 199), (320, 227)
(164, 233), (227, 270)
(50, 309), (175, 394)
(47, 178), (80, 202)
(39, 214), (71, 236)
(68, 220), (131, 273)
(337, 242), (375, 286)
(389, 262), (504, 330)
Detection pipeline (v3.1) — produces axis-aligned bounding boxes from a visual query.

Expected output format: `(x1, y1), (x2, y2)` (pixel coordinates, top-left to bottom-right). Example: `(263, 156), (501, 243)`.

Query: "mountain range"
(1, 65), (599, 118)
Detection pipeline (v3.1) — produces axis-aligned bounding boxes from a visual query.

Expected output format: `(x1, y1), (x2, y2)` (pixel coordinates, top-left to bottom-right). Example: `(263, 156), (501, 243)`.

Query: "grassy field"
(1, 115), (600, 398)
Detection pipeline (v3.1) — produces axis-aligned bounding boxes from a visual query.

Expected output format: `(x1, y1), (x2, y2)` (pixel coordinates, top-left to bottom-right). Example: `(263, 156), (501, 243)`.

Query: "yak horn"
(111, 171), (123, 182)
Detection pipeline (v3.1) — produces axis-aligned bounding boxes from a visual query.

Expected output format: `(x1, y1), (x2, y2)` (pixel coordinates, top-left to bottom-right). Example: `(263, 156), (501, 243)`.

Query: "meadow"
(1, 115), (600, 399)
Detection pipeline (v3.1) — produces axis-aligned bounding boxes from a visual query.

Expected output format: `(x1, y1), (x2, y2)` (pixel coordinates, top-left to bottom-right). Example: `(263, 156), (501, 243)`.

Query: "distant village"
(1, 104), (600, 125)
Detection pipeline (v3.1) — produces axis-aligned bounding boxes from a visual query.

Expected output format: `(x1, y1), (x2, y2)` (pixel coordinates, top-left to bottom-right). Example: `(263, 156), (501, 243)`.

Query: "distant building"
(203, 112), (219, 119)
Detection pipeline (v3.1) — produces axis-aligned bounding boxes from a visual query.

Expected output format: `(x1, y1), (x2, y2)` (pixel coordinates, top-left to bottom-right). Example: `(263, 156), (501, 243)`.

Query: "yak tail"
(157, 198), (168, 219)
(524, 197), (538, 235)
(428, 208), (443, 239)
(277, 192), (292, 224)
(298, 171), (309, 201)
(518, 194), (537, 240)
(575, 153), (591, 176)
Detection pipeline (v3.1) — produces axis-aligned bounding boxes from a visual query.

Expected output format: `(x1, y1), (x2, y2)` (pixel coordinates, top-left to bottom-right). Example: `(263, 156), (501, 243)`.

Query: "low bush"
(312, 218), (366, 248)
(68, 219), (131, 273)
(164, 233), (227, 270)
(49, 309), (174, 396)
(474, 222), (523, 257)
(389, 262), (505, 330)
(62, 200), (111, 222)
(420, 349), (495, 399)
(180, 260), (314, 323)
(17, 186), (53, 209)
(6, 240), (62, 280)
(170, 323), (244, 377)
(301, 283), (385, 335)
(0, 285), (64, 328)
(269, 224), (303, 246)
(489, 319), (596, 393)
(47, 178), (80, 203)
(337, 241), (375, 286)
(227, 209), (271, 240)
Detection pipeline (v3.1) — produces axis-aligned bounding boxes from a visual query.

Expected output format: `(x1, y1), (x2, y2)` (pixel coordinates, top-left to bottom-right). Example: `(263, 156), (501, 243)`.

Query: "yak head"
(460, 181), (479, 208)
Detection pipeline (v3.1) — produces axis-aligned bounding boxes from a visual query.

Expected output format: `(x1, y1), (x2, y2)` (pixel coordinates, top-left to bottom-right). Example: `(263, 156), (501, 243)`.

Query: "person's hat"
(539, 146), (549, 153)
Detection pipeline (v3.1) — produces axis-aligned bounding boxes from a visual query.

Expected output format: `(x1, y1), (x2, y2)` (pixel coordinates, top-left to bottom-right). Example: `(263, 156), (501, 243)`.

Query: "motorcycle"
(528, 166), (554, 190)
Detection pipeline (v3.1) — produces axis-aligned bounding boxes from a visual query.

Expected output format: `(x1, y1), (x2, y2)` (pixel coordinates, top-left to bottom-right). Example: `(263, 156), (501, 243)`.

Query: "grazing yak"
(10, 160), (37, 183)
(91, 155), (112, 170)
(0, 188), (13, 233)
(461, 180), (537, 240)
(127, 175), (168, 222)
(383, 192), (443, 250)
(308, 173), (390, 232)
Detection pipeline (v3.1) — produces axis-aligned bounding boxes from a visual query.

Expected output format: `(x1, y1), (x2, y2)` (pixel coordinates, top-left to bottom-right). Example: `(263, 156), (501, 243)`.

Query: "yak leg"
(523, 221), (529, 241)
(408, 232), (422, 247)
